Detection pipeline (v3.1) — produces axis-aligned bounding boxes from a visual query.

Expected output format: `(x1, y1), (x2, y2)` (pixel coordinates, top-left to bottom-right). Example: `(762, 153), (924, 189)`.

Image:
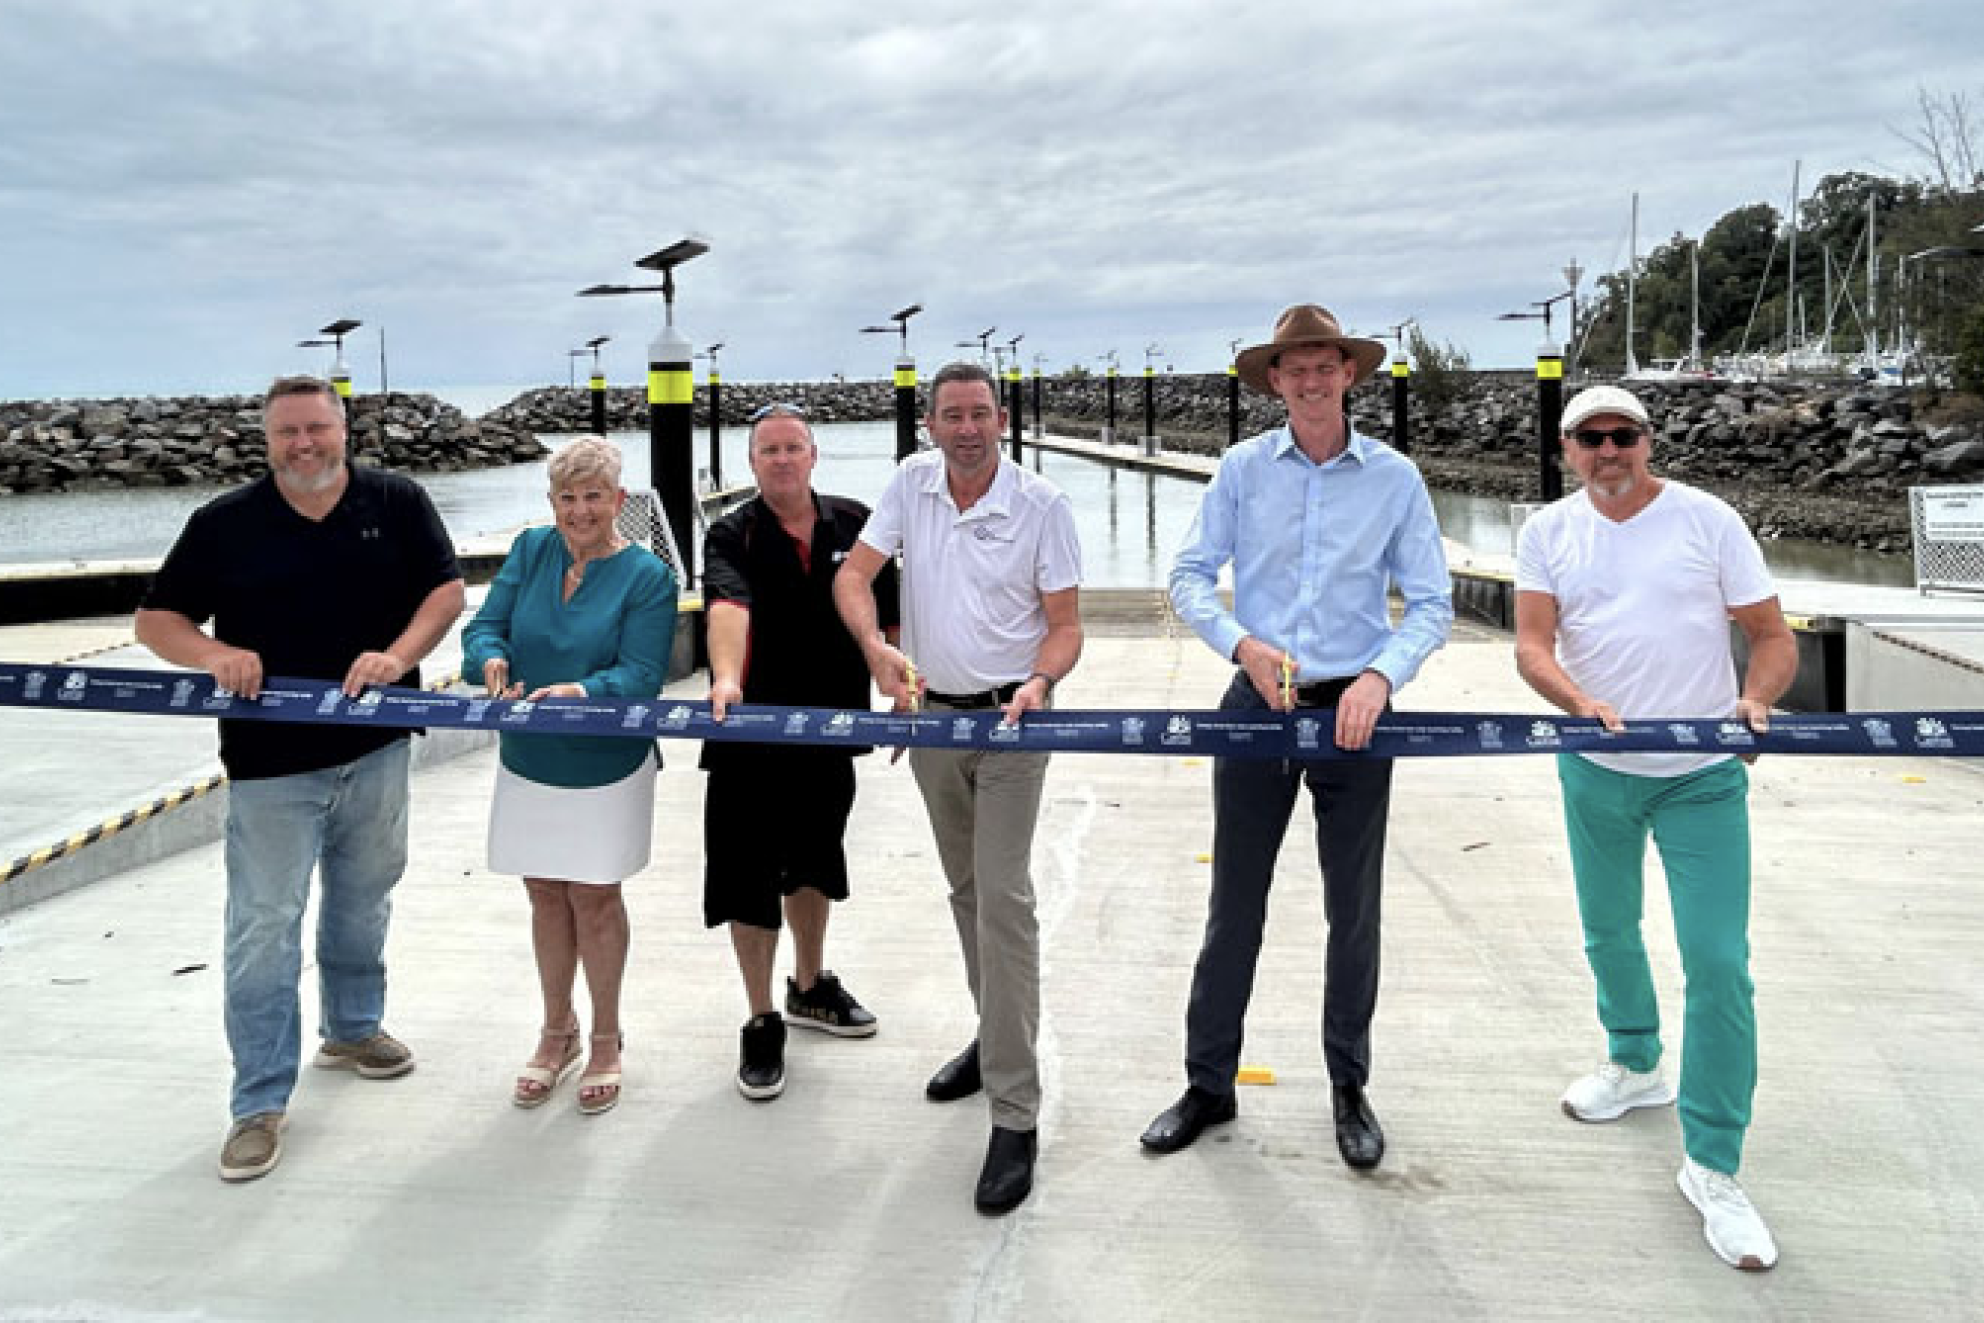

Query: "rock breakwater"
(0, 393), (544, 495)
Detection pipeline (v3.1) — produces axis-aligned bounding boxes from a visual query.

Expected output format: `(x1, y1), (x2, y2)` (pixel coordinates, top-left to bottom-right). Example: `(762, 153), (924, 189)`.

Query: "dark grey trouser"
(1184, 672), (1394, 1097)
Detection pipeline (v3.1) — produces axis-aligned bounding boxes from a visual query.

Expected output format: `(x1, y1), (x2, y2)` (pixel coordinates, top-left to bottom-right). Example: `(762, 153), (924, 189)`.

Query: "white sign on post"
(1921, 486), (1984, 543)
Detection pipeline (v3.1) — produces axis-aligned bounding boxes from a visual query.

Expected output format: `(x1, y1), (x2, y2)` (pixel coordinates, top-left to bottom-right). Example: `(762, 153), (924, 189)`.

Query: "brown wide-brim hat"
(1234, 304), (1389, 395)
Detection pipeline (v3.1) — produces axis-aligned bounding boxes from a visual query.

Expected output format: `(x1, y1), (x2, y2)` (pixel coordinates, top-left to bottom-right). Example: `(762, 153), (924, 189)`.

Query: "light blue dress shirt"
(1170, 425), (1453, 692)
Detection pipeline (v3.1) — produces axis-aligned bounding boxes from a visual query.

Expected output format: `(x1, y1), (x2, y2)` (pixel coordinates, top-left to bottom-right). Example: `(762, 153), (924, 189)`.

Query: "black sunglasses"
(749, 401), (809, 423)
(1571, 426), (1644, 449)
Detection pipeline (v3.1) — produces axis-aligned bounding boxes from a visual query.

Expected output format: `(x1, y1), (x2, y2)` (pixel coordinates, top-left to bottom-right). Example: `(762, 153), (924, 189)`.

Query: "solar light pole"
(1004, 334), (1025, 460)
(1030, 352), (1046, 440)
(1142, 343), (1163, 454)
(695, 342), (725, 489)
(1498, 291), (1573, 500)
(1561, 259), (1584, 380)
(1100, 350), (1120, 445)
(861, 304), (922, 460)
(954, 326), (996, 367)
(567, 348), (586, 391)
(582, 335), (611, 436)
(297, 318), (362, 402)
(1226, 337), (1242, 450)
(1386, 319), (1416, 453)
(580, 236), (709, 582)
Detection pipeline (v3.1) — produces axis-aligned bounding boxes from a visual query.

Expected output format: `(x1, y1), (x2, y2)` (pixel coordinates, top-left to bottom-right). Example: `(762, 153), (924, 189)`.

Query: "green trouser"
(1557, 754), (1756, 1175)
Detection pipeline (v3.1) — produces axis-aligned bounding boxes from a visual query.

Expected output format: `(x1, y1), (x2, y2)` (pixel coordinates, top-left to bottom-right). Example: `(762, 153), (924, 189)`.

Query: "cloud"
(2, 0), (1980, 396)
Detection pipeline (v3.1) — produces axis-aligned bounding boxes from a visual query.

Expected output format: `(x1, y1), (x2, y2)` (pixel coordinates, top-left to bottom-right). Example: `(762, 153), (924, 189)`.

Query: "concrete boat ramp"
(3, 593), (1983, 1320)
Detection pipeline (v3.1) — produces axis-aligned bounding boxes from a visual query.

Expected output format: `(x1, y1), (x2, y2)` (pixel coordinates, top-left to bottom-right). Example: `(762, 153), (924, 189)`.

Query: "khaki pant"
(909, 739), (1050, 1130)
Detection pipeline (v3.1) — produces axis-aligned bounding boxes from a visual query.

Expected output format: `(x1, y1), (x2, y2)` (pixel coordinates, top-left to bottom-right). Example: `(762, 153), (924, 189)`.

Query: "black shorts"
(702, 745), (858, 929)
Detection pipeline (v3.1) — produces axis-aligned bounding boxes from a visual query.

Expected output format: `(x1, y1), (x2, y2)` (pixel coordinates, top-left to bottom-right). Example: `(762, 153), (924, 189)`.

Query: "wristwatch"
(1026, 671), (1057, 695)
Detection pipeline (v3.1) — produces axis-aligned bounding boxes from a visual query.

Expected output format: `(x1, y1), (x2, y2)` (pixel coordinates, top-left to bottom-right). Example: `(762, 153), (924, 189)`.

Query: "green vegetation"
(1576, 89), (1984, 377)
(1406, 325), (1472, 413)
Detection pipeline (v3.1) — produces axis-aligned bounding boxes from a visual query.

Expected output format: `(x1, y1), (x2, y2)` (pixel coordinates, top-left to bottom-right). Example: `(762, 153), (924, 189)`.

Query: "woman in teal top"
(461, 437), (677, 1117)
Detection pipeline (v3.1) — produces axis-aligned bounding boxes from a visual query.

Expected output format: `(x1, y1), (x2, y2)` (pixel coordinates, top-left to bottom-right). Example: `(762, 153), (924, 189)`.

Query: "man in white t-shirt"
(834, 360), (1083, 1216)
(1514, 384), (1797, 1272)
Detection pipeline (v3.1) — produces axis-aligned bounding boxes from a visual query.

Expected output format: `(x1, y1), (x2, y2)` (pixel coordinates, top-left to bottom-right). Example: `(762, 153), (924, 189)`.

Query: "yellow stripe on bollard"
(1536, 357), (1564, 381)
(649, 368), (693, 405)
(332, 375), (352, 397)
(590, 374), (605, 391)
(894, 366), (917, 389)
(1392, 361), (1410, 378)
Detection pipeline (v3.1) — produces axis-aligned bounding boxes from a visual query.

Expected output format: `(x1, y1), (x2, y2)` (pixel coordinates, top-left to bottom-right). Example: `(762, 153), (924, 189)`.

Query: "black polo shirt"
(143, 465), (462, 780)
(699, 492), (896, 768)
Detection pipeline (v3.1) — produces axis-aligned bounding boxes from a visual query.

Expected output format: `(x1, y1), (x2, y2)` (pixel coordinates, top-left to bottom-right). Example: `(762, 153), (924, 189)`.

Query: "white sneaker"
(1560, 1061), (1676, 1121)
(1678, 1157), (1779, 1270)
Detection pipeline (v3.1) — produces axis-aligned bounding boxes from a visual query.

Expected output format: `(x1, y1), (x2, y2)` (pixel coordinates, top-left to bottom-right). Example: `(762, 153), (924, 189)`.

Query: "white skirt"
(487, 756), (656, 885)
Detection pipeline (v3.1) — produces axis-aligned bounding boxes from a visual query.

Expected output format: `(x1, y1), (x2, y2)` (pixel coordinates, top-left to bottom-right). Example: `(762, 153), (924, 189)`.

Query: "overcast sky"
(3, 0), (1979, 400)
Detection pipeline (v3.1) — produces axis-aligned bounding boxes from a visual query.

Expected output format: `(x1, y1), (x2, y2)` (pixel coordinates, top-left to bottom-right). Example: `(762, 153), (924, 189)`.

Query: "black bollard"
(1390, 354), (1410, 454)
(894, 355), (918, 461)
(1226, 361), (1240, 450)
(706, 365), (723, 492)
(589, 369), (607, 437)
(1007, 364), (1024, 462)
(1105, 366), (1119, 445)
(650, 325), (696, 584)
(1536, 344), (1564, 500)
(1141, 364), (1156, 453)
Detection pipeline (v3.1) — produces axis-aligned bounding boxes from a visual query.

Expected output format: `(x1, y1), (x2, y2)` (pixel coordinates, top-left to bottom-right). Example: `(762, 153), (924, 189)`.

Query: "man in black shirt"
(701, 403), (897, 1101)
(136, 376), (464, 1182)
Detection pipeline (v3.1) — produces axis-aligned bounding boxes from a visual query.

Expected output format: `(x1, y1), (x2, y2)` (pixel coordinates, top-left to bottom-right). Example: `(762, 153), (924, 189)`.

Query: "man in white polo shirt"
(834, 360), (1082, 1216)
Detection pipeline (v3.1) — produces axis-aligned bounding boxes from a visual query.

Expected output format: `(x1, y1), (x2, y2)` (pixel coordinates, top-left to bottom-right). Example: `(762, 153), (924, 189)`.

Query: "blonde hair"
(547, 436), (622, 492)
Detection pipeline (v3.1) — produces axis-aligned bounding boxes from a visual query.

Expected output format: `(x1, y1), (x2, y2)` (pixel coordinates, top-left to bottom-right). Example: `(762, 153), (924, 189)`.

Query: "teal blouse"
(461, 525), (678, 788)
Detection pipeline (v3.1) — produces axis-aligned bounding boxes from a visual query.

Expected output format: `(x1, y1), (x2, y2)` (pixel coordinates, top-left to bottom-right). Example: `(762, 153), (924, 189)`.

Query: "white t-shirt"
(1515, 480), (1777, 777)
(858, 451), (1082, 693)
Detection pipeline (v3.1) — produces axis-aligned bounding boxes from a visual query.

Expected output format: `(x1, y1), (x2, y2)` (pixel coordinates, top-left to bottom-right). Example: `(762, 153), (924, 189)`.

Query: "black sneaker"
(784, 971), (878, 1038)
(737, 1013), (786, 1101)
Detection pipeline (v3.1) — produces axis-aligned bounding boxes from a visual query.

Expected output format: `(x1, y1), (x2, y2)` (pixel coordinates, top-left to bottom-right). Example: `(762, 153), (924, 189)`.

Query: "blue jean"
(1557, 754), (1756, 1174)
(223, 739), (411, 1119)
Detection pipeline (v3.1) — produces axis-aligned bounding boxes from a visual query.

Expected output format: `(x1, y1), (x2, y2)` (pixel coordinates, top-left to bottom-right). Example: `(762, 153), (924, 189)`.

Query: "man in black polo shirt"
(701, 403), (897, 1101)
(136, 375), (464, 1183)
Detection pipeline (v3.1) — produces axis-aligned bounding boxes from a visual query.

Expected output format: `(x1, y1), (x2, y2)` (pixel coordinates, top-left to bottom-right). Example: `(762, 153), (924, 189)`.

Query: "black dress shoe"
(1140, 1085), (1238, 1154)
(1332, 1083), (1385, 1170)
(974, 1125), (1037, 1215)
(926, 1040), (982, 1102)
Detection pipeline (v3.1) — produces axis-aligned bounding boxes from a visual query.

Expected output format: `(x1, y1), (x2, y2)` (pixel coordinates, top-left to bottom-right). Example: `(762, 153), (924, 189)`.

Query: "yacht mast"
(1625, 191), (1640, 375)
(1786, 160), (1800, 356)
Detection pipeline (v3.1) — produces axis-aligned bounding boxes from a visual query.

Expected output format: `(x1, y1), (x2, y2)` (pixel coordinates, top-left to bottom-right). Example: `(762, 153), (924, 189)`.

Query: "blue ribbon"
(3, 661), (1980, 760)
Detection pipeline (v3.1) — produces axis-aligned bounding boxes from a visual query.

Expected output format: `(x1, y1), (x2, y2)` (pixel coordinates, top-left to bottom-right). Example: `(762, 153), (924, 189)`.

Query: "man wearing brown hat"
(1146, 305), (1451, 1170)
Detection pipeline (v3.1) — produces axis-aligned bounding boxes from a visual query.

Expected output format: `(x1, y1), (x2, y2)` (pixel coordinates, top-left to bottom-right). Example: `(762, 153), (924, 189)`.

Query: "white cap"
(1561, 385), (1651, 433)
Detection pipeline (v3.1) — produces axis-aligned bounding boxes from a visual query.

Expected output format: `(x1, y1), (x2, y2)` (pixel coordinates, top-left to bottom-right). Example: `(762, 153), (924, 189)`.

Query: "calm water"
(0, 420), (1914, 589)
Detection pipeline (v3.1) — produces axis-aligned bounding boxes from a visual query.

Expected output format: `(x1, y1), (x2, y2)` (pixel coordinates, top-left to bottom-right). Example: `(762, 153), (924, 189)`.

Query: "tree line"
(1575, 91), (1984, 392)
